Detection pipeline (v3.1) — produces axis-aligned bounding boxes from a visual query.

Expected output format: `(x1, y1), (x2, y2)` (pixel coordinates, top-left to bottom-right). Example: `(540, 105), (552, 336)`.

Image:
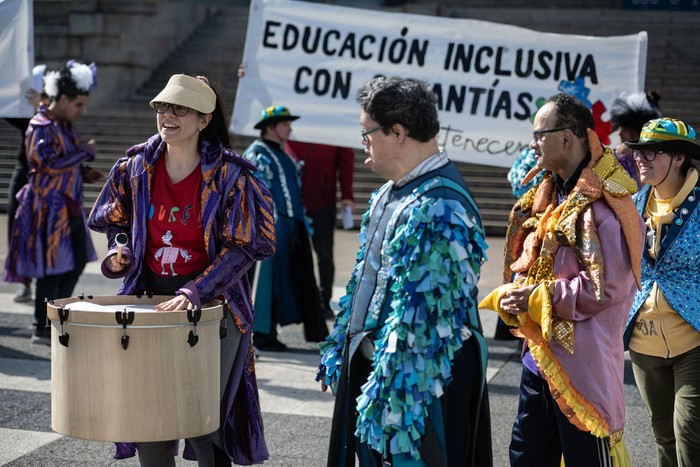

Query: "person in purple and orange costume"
(88, 74), (275, 466)
(4, 64), (49, 304)
(3, 60), (101, 345)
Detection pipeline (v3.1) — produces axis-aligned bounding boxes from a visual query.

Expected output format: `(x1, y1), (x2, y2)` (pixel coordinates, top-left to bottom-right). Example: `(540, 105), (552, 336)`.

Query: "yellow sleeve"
(479, 283), (523, 327)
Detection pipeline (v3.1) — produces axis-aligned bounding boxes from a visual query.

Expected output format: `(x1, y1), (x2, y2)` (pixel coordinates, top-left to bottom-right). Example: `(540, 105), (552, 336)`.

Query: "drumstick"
(115, 232), (129, 264)
(251, 261), (260, 304)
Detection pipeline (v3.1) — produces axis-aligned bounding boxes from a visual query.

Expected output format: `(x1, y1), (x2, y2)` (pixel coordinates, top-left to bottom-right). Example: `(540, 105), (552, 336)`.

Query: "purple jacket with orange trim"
(88, 134), (275, 464)
(4, 105), (97, 282)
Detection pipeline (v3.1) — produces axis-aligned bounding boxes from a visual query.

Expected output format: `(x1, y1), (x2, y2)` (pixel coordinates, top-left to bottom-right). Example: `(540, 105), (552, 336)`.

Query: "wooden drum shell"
(48, 295), (222, 442)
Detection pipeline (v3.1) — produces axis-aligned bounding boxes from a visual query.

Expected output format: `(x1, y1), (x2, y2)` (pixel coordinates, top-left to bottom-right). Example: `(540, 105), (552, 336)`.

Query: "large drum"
(48, 295), (223, 442)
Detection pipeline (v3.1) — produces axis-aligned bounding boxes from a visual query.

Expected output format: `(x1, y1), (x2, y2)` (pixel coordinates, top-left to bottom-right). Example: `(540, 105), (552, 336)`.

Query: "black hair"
(678, 152), (696, 177)
(610, 91), (662, 132)
(356, 76), (439, 142)
(259, 125), (273, 139)
(198, 81), (231, 149)
(52, 66), (90, 102)
(259, 119), (290, 139)
(544, 93), (595, 139)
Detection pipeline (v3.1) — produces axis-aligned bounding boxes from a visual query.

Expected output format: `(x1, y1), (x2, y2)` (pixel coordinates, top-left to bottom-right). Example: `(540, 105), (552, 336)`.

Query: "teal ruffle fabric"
(320, 191), (487, 459)
(316, 195), (373, 390)
(507, 147), (544, 198)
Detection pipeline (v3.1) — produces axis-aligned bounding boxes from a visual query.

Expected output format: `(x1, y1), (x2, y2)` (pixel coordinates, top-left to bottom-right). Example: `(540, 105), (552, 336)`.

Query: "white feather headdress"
(69, 62), (95, 92)
(42, 61), (97, 98)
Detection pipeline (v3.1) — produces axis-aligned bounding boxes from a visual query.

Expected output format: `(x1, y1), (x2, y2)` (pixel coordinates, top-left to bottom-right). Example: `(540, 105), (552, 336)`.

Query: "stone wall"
(34, 0), (209, 104)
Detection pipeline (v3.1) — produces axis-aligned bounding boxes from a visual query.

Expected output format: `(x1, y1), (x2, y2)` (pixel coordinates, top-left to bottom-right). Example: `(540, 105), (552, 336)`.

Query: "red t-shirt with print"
(146, 156), (208, 277)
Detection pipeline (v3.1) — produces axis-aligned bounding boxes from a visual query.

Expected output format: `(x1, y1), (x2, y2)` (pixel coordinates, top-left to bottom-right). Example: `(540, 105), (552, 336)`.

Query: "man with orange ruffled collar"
(480, 93), (645, 467)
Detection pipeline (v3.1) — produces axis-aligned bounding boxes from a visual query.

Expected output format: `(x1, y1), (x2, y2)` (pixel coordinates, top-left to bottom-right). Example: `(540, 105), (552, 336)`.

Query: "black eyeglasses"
(153, 102), (190, 117)
(633, 149), (668, 162)
(361, 125), (383, 143)
(532, 127), (567, 142)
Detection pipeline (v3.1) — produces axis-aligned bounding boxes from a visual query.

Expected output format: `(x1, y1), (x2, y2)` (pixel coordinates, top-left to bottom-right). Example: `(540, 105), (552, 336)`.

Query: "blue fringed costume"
(318, 157), (492, 466)
(624, 175), (700, 343)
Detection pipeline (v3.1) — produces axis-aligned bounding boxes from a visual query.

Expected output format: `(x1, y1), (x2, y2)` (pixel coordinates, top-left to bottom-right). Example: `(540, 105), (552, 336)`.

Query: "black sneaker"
(31, 327), (51, 346)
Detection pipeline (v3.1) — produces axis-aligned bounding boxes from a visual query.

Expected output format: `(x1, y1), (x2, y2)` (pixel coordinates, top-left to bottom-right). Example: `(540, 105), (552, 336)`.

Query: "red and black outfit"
(285, 141), (354, 313)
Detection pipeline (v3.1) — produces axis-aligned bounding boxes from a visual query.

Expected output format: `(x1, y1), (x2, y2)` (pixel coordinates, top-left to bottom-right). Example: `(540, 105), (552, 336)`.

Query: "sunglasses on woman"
(152, 102), (190, 117)
(632, 149), (668, 162)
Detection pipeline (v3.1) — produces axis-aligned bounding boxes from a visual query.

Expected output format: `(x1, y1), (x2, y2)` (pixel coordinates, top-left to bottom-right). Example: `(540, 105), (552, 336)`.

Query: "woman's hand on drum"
(107, 253), (131, 273)
(155, 295), (192, 312)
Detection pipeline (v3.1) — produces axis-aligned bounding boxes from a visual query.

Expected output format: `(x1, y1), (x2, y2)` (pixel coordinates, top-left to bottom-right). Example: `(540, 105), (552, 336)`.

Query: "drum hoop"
(48, 319), (220, 329)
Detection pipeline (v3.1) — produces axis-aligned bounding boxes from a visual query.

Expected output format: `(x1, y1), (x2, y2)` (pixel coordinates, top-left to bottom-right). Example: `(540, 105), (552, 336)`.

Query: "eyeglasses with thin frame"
(532, 127), (567, 142)
(361, 125), (383, 143)
(633, 149), (668, 162)
(153, 102), (190, 117)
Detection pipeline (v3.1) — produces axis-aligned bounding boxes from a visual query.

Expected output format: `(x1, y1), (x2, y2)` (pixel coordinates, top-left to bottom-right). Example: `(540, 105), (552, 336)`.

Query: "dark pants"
(630, 346), (700, 467)
(509, 366), (612, 467)
(34, 216), (88, 331)
(308, 206), (336, 311)
(329, 337), (492, 467)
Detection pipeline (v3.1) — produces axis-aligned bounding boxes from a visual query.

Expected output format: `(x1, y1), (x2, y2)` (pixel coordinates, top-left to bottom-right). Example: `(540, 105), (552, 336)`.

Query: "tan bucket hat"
(150, 74), (215, 114)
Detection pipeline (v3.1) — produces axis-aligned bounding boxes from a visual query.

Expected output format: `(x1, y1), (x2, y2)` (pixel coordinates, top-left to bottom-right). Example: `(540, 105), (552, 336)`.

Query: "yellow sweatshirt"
(629, 170), (700, 358)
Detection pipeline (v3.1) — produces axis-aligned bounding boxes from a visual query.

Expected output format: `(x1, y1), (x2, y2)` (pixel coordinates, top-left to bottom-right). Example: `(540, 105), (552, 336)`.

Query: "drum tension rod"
(187, 308), (202, 347)
(57, 305), (70, 347)
(77, 293), (93, 300)
(135, 290), (154, 299)
(219, 300), (228, 339)
(115, 309), (135, 350)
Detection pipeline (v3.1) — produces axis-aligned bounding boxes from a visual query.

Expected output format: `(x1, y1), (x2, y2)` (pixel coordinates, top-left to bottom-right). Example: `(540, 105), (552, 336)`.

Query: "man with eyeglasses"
(318, 76), (492, 466)
(480, 93), (645, 466)
(244, 105), (328, 352)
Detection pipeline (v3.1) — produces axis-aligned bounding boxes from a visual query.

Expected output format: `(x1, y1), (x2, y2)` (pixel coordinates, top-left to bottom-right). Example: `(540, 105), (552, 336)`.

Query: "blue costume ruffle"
(319, 166), (489, 462)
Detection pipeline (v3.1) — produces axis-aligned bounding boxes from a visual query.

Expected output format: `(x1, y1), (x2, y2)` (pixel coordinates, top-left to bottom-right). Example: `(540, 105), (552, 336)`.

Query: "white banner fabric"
(232, 0), (647, 167)
(0, 0), (35, 118)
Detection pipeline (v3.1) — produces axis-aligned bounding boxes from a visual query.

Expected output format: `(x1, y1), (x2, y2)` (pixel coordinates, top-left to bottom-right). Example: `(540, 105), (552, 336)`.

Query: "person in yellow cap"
(480, 93), (645, 466)
(244, 105), (328, 352)
(623, 118), (700, 467)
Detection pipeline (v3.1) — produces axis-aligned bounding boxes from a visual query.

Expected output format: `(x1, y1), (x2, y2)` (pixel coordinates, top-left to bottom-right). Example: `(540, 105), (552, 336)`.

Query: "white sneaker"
(31, 329), (51, 345)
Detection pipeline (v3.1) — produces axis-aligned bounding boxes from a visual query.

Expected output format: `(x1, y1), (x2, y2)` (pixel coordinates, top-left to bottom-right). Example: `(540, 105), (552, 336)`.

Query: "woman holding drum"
(88, 74), (275, 466)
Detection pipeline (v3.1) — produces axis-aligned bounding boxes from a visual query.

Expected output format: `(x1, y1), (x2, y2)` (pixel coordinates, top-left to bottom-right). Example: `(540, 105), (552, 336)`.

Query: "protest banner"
(0, 0), (35, 118)
(232, 0), (647, 167)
